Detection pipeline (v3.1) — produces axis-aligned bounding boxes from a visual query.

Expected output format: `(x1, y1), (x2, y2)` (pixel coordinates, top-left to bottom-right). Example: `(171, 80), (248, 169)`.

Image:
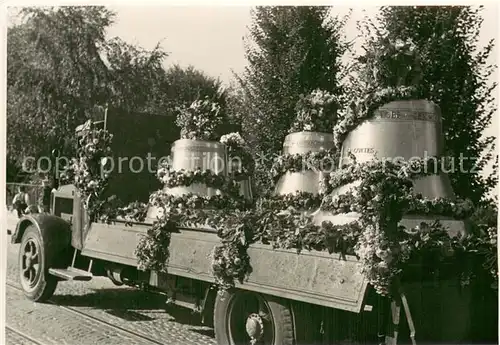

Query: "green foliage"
(103, 37), (168, 113)
(7, 7), (115, 165)
(231, 6), (351, 193)
(164, 64), (225, 110)
(7, 7), (227, 182)
(356, 6), (498, 203)
(175, 98), (224, 141)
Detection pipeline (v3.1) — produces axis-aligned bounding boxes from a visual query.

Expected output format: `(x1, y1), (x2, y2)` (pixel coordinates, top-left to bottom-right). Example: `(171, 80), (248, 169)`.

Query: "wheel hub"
(246, 313), (264, 344)
(21, 238), (40, 288)
(25, 255), (33, 268)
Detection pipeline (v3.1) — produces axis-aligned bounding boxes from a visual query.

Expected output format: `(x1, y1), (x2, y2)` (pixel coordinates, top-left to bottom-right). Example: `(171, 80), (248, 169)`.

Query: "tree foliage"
(7, 6), (226, 181)
(232, 6), (350, 192)
(357, 6), (497, 203)
(7, 7), (115, 164)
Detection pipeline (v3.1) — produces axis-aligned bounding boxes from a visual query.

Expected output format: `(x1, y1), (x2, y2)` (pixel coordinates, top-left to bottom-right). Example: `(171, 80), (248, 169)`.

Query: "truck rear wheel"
(214, 290), (295, 345)
(18, 225), (58, 302)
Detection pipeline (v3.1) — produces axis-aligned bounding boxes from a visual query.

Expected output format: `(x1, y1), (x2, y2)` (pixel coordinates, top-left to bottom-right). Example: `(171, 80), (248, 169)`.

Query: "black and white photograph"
(1, 3), (498, 345)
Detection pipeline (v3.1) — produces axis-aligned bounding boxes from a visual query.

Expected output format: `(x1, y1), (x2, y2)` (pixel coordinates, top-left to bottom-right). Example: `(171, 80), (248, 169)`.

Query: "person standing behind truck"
(41, 178), (52, 213)
(12, 186), (30, 217)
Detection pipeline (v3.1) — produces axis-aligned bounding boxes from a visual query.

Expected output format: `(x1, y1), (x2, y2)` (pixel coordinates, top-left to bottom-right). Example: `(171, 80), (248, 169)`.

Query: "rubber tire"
(18, 225), (58, 302)
(214, 289), (295, 345)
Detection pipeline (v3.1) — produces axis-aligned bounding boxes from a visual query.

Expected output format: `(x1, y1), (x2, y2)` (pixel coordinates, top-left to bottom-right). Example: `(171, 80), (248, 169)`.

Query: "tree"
(7, 7), (169, 181)
(357, 6), (497, 203)
(232, 6), (350, 192)
(164, 65), (225, 107)
(7, 7), (115, 169)
(102, 37), (167, 114)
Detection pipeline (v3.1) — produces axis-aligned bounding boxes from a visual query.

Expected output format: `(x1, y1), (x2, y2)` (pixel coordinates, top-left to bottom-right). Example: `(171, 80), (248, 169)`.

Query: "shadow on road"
(51, 288), (208, 328)
(189, 328), (215, 338)
(51, 288), (165, 310)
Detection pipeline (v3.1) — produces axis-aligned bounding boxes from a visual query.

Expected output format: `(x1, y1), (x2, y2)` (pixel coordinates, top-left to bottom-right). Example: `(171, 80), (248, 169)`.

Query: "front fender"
(11, 214), (72, 260)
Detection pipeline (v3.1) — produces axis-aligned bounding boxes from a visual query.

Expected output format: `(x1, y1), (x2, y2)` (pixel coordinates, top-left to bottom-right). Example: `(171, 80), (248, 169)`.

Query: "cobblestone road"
(5, 232), (217, 345)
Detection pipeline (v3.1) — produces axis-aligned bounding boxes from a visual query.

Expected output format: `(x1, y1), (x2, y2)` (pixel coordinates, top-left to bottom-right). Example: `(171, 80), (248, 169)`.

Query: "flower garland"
(220, 132), (255, 179)
(332, 35), (425, 149)
(476, 226), (498, 288)
(176, 97), (223, 141)
(210, 209), (255, 292)
(212, 154), (493, 297)
(358, 37), (421, 90)
(320, 156), (475, 220)
(271, 149), (339, 182)
(289, 89), (340, 133)
(333, 85), (419, 148)
(136, 216), (177, 272)
(149, 190), (251, 214)
(60, 120), (113, 220)
(258, 192), (322, 211)
(135, 188), (253, 291)
(160, 166), (241, 197)
(61, 121), (146, 223)
(321, 154), (448, 194)
(96, 197), (148, 225)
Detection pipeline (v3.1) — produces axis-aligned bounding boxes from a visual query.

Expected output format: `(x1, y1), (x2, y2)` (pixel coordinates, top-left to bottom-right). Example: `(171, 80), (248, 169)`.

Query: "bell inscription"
(315, 99), (464, 237)
(373, 108), (439, 122)
(339, 99), (454, 200)
(282, 132), (334, 155)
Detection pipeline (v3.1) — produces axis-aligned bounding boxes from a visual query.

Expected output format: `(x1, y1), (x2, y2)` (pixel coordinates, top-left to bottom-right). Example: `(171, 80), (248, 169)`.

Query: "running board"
(168, 293), (200, 313)
(48, 267), (93, 281)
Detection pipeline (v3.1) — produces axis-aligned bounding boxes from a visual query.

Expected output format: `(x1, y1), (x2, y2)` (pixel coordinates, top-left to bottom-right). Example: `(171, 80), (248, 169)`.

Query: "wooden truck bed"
(81, 221), (369, 313)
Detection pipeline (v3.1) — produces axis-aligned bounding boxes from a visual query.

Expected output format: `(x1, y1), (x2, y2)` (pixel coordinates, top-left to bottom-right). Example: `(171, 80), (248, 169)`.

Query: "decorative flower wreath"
(289, 89), (340, 134)
(271, 149), (339, 182)
(176, 97), (223, 141)
(332, 85), (419, 148)
(332, 36), (425, 149)
(136, 144), (252, 291)
(204, 156), (492, 296)
(220, 132), (255, 178)
(156, 160), (241, 199)
(358, 37), (421, 89)
(257, 192), (323, 211)
(60, 121), (113, 221)
(61, 121), (152, 223)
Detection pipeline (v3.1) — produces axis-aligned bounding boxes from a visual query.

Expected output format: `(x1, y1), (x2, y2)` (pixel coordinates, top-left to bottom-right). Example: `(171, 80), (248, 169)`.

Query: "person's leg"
(14, 204), (23, 217)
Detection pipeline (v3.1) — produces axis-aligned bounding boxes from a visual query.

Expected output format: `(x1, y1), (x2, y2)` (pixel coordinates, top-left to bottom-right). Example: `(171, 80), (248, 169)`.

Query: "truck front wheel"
(18, 225), (58, 302)
(214, 289), (295, 345)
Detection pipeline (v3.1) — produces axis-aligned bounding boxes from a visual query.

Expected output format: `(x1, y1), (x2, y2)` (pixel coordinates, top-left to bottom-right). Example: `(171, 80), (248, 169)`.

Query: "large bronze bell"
(314, 100), (466, 237)
(340, 100), (454, 199)
(274, 131), (335, 195)
(146, 139), (227, 221)
(166, 139), (227, 197)
(146, 138), (254, 221)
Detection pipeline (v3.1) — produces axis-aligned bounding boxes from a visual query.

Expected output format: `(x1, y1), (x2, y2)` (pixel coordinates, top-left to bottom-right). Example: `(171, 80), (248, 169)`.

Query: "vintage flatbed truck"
(8, 104), (494, 345)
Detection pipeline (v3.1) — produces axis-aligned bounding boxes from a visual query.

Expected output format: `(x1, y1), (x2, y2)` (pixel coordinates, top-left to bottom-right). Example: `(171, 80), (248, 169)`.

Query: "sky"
(104, 6), (498, 83)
